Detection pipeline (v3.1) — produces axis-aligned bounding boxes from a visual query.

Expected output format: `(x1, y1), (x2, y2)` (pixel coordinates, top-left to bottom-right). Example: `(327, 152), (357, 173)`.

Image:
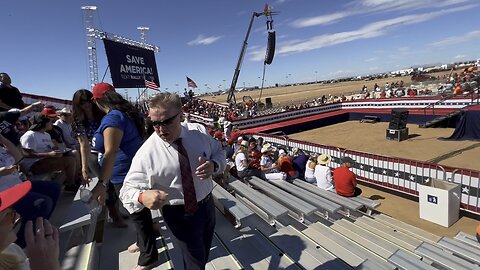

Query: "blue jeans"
(13, 180), (61, 248)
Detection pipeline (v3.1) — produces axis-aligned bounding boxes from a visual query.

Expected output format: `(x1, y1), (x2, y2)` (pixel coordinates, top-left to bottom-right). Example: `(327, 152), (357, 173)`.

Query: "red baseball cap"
(92, 82), (116, 100)
(0, 181), (32, 213)
(40, 105), (57, 117)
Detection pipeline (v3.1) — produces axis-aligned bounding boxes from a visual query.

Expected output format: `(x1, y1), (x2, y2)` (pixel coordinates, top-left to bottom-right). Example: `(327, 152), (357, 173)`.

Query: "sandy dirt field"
(203, 71), (452, 107)
(289, 121), (480, 171)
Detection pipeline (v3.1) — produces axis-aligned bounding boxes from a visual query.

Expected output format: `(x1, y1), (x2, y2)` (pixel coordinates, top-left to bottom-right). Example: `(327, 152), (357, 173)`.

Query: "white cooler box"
(418, 178), (461, 227)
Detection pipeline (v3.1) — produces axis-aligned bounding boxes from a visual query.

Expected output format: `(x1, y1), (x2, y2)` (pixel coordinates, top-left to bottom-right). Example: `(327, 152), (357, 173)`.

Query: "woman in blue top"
(90, 83), (145, 227)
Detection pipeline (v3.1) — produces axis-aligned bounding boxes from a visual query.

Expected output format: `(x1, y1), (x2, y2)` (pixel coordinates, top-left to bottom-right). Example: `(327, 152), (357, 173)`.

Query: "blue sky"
(2, 0), (479, 99)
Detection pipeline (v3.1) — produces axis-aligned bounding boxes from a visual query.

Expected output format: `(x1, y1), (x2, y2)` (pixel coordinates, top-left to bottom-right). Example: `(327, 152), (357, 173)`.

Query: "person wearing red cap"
(0, 181), (61, 270)
(89, 82), (145, 229)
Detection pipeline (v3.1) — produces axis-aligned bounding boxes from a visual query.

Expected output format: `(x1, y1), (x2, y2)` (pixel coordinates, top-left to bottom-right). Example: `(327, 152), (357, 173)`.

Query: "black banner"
(103, 39), (160, 88)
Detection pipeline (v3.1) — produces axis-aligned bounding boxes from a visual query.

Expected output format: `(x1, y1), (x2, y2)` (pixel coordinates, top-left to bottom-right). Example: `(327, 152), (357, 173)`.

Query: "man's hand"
(141, 190), (168, 210)
(195, 156), (214, 179)
(25, 217), (60, 270)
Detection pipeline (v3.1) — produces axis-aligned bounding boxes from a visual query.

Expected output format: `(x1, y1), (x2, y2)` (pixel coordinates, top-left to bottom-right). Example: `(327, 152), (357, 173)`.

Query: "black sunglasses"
(151, 112), (181, 127)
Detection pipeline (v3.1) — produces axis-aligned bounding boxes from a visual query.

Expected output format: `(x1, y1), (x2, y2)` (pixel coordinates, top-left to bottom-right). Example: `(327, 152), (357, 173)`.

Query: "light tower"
(81, 6), (99, 90)
(137, 27), (150, 44)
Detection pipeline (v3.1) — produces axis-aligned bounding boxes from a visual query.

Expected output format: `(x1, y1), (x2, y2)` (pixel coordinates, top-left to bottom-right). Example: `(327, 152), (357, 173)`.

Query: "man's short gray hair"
(148, 92), (182, 110)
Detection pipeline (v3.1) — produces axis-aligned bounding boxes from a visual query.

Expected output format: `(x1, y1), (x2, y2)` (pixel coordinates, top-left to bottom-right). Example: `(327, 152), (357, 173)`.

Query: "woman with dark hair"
(89, 83), (145, 227)
(71, 89), (105, 182)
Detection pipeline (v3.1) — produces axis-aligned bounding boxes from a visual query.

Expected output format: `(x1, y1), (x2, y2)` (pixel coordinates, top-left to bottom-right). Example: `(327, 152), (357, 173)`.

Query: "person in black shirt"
(0, 73), (25, 111)
(0, 102), (44, 145)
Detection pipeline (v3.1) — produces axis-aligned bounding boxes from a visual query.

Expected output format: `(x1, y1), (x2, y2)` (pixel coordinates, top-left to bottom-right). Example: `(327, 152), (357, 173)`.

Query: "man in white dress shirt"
(120, 92), (226, 270)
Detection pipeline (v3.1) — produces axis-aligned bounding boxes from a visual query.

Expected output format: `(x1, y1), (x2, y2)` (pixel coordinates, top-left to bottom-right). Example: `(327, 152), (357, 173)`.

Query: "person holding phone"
(0, 133), (60, 248)
(0, 182), (61, 270)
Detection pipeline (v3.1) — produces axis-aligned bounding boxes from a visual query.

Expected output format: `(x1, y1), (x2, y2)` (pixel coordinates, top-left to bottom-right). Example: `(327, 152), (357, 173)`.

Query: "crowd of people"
(1, 70), (479, 270)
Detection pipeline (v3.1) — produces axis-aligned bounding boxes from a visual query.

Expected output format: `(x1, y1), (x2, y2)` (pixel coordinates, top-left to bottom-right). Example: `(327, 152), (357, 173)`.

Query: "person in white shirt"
(260, 144), (286, 180)
(54, 108), (78, 148)
(120, 93), (226, 270)
(314, 154), (334, 191)
(304, 154), (317, 184)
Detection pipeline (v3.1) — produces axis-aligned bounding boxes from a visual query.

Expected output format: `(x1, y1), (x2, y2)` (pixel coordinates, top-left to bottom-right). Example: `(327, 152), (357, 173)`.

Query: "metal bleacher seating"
(248, 177), (318, 222)
(66, 173), (480, 270)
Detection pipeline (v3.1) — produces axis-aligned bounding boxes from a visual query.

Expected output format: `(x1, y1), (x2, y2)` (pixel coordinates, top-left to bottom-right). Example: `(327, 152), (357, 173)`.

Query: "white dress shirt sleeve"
(119, 145), (152, 214)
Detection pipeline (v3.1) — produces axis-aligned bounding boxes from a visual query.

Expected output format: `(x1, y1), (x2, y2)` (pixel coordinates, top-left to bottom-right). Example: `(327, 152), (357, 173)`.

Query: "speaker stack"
(265, 97), (272, 109)
(386, 109), (409, 141)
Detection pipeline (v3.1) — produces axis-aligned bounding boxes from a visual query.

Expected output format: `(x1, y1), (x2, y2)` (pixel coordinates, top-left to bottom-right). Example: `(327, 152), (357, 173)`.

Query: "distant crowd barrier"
(251, 133), (480, 215)
(189, 96), (474, 128)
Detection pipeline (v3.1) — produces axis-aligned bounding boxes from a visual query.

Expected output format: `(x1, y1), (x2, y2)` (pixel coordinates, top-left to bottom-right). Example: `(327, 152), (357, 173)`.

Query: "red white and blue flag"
(144, 80), (160, 90)
(186, 76), (198, 88)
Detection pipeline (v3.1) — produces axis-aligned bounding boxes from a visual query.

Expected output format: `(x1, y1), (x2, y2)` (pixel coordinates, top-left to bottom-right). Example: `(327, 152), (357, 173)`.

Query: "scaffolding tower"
(81, 6), (159, 90)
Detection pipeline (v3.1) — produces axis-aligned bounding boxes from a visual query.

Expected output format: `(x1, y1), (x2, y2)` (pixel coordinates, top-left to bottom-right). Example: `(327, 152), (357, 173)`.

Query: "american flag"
(144, 80), (160, 90)
(186, 76), (198, 88)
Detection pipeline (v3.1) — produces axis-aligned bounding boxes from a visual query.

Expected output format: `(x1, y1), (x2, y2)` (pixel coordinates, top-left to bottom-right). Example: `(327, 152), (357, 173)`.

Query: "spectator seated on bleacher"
(20, 114), (79, 192)
(291, 147), (308, 180)
(304, 153), (317, 184)
(233, 140), (262, 181)
(0, 133), (60, 248)
(248, 138), (262, 171)
(333, 156), (362, 197)
(54, 108), (79, 149)
(0, 72), (25, 111)
(277, 148), (298, 181)
(0, 102), (44, 147)
(260, 144), (286, 180)
(314, 154), (334, 191)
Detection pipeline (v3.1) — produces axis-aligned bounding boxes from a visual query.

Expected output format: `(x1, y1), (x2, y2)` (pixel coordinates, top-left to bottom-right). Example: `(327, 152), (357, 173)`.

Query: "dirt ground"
(203, 71), (452, 107)
(289, 121), (480, 171)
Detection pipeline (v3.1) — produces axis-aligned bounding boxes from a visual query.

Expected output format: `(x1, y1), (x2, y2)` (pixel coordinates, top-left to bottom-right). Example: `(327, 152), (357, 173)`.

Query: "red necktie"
(175, 138), (198, 214)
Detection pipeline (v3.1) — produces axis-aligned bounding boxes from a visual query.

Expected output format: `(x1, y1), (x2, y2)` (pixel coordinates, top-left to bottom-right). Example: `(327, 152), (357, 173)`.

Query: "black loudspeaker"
(264, 31), (276, 65)
(265, 97), (272, 109)
(389, 109), (409, 130)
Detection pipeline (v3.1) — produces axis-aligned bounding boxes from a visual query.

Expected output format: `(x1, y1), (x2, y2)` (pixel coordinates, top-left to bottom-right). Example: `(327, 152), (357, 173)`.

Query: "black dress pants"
(162, 196), (216, 270)
(131, 207), (158, 266)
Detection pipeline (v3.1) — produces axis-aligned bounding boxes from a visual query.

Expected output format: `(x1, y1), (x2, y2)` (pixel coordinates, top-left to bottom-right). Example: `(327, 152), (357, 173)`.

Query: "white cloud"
(431, 30), (480, 47)
(365, 57), (378, 62)
(291, 12), (351, 28)
(187, 35), (222, 46)
(454, 54), (466, 59)
(290, 0), (475, 28)
(249, 5), (473, 61)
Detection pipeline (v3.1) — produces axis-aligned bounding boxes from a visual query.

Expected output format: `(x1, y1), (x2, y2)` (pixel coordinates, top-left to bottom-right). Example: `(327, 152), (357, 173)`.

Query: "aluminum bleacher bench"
(332, 219), (421, 260)
(355, 216), (423, 252)
(374, 214), (442, 244)
(212, 184), (255, 228)
(214, 210), (299, 269)
(59, 178), (102, 267)
(61, 241), (97, 270)
(305, 222), (396, 270)
(249, 177), (317, 222)
(207, 233), (243, 270)
(350, 196), (381, 215)
(291, 179), (362, 217)
(228, 179), (289, 225)
(414, 242), (480, 270)
(268, 179), (342, 219)
(437, 236), (480, 265)
(268, 225), (351, 270)
(388, 249), (436, 270)
(454, 231), (480, 249)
